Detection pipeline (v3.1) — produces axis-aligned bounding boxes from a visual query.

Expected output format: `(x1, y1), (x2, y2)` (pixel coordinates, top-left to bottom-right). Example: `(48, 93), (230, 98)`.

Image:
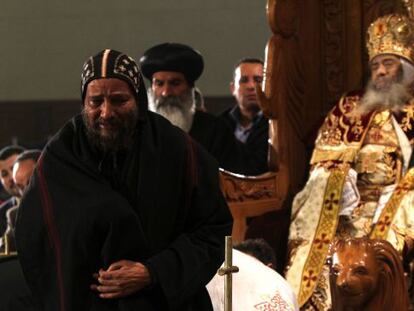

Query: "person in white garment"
(207, 249), (298, 311)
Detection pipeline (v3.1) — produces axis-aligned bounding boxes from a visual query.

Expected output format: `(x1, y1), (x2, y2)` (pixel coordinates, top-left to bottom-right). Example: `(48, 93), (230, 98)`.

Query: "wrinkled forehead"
(370, 54), (401, 65)
(87, 78), (131, 91)
(86, 78), (136, 95)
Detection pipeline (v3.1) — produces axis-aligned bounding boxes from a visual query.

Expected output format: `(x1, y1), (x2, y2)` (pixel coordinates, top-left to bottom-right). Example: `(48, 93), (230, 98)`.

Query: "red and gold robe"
(286, 91), (414, 310)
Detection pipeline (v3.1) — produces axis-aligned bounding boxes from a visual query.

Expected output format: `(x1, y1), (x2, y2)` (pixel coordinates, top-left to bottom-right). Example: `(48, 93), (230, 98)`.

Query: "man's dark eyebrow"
(168, 78), (185, 83)
(89, 94), (104, 99)
(109, 93), (131, 98)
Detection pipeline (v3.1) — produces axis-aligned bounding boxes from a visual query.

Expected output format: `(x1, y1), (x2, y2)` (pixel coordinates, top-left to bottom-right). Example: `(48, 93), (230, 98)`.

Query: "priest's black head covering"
(81, 49), (148, 112)
(139, 43), (204, 86)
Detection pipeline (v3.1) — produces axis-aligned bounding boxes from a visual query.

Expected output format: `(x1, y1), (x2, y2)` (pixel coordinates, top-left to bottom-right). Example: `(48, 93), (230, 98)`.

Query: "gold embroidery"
(372, 110), (390, 126)
(355, 113), (402, 186)
(400, 104), (414, 132)
(351, 204), (364, 218)
(355, 152), (382, 173)
(318, 114), (342, 146)
(371, 168), (414, 239)
(340, 97), (364, 144)
(383, 153), (396, 177)
(340, 96), (357, 114)
(363, 220), (373, 235)
(298, 169), (347, 307)
(366, 127), (383, 143)
(351, 119), (364, 137)
(310, 148), (359, 165)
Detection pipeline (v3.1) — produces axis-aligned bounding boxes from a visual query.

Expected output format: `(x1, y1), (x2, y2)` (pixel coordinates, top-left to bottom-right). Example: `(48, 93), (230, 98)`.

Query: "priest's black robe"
(15, 112), (232, 311)
(0, 257), (35, 311)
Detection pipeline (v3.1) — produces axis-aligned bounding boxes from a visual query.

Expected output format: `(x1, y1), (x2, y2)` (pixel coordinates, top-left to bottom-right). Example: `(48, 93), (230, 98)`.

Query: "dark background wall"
(0, 1), (269, 147)
(0, 97), (235, 147)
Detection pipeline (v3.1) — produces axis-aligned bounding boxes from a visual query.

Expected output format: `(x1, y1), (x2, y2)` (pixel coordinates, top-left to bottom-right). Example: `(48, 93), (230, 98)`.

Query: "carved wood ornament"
(328, 238), (409, 311)
(220, 0), (301, 244)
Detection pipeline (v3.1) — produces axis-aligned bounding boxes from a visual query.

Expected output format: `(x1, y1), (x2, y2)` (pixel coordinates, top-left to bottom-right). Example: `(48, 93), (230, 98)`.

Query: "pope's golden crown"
(366, 14), (414, 64)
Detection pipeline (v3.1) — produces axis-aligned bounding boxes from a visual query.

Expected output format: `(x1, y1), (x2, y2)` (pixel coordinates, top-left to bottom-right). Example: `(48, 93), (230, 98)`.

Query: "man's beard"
(148, 89), (195, 132)
(358, 72), (412, 115)
(82, 107), (138, 154)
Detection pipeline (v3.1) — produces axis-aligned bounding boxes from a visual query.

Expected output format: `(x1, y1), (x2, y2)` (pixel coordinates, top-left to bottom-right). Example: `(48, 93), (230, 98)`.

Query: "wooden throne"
(219, 0), (410, 272)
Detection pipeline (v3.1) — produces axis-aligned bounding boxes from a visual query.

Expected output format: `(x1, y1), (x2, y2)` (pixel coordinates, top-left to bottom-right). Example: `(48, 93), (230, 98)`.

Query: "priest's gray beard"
(148, 89), (195, 132)
(358, 69), (412, 115)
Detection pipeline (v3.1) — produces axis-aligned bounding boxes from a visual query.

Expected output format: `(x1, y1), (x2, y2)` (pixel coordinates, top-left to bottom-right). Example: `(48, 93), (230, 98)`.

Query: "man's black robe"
(220, 107), (269, 175)
(15, 112), (232, 311)
(190, 110), (268, 175)
(0, 257), (35, 311)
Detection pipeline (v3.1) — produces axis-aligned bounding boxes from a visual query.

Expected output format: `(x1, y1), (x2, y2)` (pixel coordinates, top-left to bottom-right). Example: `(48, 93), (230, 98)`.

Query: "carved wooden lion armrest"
(219, 169), (287, 244)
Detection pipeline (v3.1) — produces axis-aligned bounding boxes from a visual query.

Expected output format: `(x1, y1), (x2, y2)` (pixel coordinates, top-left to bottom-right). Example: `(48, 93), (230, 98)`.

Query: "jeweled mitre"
(366, 14), (414, 64)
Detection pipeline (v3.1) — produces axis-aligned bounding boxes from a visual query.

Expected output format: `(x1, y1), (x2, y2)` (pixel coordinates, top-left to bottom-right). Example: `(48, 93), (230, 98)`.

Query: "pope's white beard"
(148, 89), (195, 133)
(358, 77), (412, 115)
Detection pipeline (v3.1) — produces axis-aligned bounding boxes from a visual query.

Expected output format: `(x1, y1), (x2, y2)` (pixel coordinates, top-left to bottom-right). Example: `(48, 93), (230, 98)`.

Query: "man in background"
(0, 147), (36, 311)
(140, 43), (267, 175)
(0, 145), (25, 241)
(2, 150), (41, 253)
(221, 58), (268, 173)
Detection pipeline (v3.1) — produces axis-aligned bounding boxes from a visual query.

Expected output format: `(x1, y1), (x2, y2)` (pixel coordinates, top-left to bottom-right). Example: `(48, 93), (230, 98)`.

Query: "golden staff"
(218, 236), (239, 311)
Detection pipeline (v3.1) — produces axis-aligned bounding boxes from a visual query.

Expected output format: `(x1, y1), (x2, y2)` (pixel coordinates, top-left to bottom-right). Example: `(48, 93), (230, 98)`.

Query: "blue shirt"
(229, 106), (263, 143)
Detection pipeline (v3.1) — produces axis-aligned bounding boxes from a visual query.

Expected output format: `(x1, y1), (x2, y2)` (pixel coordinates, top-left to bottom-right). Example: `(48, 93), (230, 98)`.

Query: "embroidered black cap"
(139, 43), (204, 86)
(81, 49), (148, 111)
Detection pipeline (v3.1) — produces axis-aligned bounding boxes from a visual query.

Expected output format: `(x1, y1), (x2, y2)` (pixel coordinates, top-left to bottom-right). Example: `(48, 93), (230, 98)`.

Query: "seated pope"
(285, 14), (414, 310)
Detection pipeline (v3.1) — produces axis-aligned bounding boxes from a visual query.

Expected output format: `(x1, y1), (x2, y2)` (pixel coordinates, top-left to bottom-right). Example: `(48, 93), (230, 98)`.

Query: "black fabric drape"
(190, 110), (268, 175)
(16, 112), (232, 311)
(219, 107), (269, 175)
(0, 257), (35, 311)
